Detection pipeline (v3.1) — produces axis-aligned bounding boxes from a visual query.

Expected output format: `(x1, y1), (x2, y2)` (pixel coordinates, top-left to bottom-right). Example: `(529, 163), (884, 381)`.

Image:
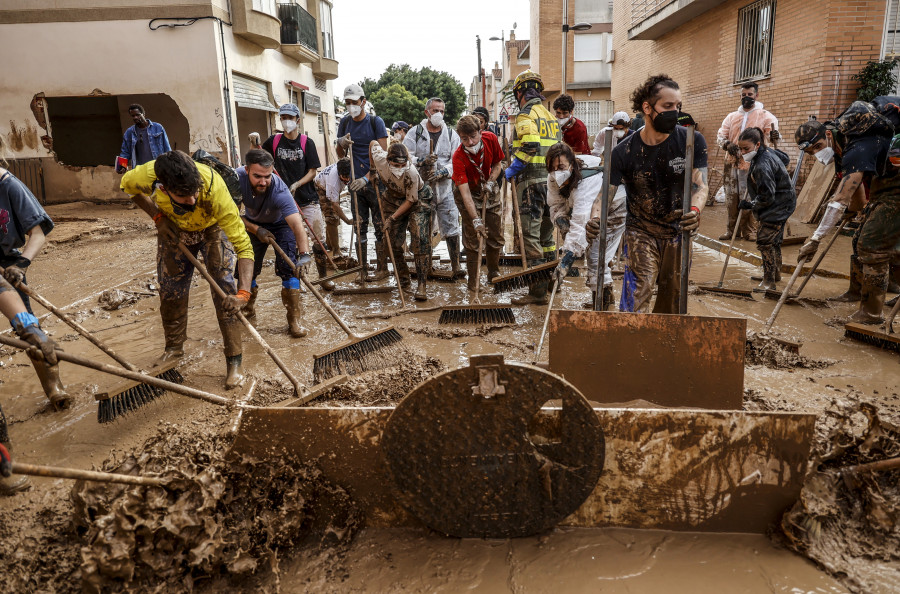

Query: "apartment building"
(0, 0), (339, 203)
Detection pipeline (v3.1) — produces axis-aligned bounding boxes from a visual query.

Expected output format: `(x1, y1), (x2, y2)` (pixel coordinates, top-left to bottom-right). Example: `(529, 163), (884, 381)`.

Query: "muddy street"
(0, 203), (898, 593)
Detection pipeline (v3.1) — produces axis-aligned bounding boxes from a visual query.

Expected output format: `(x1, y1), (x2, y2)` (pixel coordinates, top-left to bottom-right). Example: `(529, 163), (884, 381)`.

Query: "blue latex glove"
(554, 250), (576, 283)
(555, 216), (571, 235)
(505, 158), (527, 180)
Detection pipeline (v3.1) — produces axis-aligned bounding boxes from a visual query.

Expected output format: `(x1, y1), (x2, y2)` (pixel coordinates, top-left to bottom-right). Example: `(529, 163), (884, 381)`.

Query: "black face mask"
(741, 96), (755, 109)
(651, 108), (679, 134)
(170, 199), (197, 215)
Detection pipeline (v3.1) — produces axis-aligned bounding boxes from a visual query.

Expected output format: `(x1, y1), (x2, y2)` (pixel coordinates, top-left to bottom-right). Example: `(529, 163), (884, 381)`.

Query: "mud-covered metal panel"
(231, 407), (815, 533)
(548, 310), (746, 409)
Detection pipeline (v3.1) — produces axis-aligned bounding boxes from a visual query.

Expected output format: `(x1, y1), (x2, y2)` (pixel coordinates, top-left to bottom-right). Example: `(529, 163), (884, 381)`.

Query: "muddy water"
(1, 207), (898, 592)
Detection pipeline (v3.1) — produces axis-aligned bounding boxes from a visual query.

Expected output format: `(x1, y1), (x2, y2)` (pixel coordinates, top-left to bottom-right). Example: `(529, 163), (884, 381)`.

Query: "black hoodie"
(746, 145), (796, 224)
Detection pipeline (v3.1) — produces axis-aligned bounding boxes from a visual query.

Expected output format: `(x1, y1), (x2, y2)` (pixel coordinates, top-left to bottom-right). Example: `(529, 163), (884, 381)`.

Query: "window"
(574, 101), (615, 136)
(575, 0), (612, 24)
(320, 1), (335, 59)
(734, 0), (776, 83)
(574, 33), (611, 83)
(882, 0), (900, 93)
(252, 0), (277, 18)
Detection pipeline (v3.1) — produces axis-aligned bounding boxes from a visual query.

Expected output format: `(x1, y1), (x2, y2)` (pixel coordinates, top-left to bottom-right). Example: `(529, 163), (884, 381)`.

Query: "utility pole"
(477, 35), (485, 108)
(561, 2), (592, 97)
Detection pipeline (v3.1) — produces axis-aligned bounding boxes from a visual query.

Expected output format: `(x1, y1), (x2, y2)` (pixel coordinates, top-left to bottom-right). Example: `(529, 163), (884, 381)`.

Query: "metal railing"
(734, 0), (776, 82)
(278, 3), (318, 52)
(6, 159), (46, 204)
(630, 0), (676, 25)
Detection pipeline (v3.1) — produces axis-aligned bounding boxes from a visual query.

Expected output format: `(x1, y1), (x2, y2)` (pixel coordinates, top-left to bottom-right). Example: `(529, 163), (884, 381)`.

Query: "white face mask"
(393, 133), (402, 141)
(815, 146), (834, 165)
(348, 104), (362, 118)
(742, 150), (757, 162)
(557, 116), (571, 127)
(553, 169), (572, 186)
(464, 141), (482, 154)
(281, 119), (298, 133)
(390, 164), (408, 178)
(614, 129), (626, 139)
(429, 112), (444, 127)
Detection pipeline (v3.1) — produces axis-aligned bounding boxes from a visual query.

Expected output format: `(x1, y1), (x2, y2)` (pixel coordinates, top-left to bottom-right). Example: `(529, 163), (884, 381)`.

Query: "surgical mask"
(557, 116), (571, 127)
(553, 169), (572, 186)
(464, 141), (482, 154)
(614, 129), (626, 139)
(815, 146), (834, 165)
(282, 119), (298, 133)
(651, 109), (679, 134)
(741, 96), (755, 109)
(393, 133), (402, 141)
(429, 112), (444, 127)
(742, 150), (757, 162)
(348, 104), (362, 118)
(170, 200), (196, 215)
(390, 164), (408, 178)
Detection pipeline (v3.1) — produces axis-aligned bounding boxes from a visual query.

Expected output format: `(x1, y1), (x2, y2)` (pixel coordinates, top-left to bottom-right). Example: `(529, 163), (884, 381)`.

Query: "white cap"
(610, 111), (631, 126)
(343, 83), (364, 101)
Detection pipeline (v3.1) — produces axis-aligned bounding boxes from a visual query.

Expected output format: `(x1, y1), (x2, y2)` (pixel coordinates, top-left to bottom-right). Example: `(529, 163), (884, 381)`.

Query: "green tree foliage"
(368, 84), (425, 130)
(852, 59), (900, 102)
(360, 64), (467, 124)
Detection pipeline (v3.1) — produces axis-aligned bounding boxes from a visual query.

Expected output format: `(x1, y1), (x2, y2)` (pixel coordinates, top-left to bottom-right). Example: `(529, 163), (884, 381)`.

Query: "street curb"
(694, 234), (850, 280)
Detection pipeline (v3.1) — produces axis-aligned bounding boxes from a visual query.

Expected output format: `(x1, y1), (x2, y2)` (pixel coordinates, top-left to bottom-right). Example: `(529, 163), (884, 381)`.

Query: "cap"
(343, 83), (365, 101)
(610, 111), (631, 126)
(473, 106), (490, 120)
(391, 120), (410, 132)
(279, 103), (301, 118)
(795, 120), (826, 149)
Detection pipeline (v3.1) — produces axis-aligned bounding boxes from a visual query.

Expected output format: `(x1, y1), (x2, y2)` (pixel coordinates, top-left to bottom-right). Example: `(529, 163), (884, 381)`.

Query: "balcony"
(313, 56), (339, 80)
(628, 0), (728, 40)
(232, 0), (282, 50)
(279, 3), (319, 63)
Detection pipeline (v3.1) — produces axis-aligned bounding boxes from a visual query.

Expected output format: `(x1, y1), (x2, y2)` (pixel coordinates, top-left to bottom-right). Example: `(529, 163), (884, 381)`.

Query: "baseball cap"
(392, 121), (410, 132)
(610, 111), (631, 126)
(343, 83), (365, 101)
(795, 120), (826, 149)
(279, 103), (301, 118)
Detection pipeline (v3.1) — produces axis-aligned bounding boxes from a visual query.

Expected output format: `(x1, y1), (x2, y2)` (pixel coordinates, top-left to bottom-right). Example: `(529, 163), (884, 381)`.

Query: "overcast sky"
(331, 0), (528, 99)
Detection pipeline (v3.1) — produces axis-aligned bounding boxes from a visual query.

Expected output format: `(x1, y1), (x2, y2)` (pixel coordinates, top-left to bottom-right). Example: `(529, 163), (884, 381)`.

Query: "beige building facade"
(0, 0), (339, 204)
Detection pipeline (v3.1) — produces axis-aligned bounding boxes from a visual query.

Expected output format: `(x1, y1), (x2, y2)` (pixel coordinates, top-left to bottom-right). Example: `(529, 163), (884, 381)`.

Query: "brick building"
(612, 0), (894, 166)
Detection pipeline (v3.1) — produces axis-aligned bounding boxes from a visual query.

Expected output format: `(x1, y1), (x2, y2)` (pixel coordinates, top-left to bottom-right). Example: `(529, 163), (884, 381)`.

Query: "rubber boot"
(485, 247), (501, 284)
(159, 297), (188, 361)
(583, 290), (597, 310)
(849, 264), (887, 325)
(512, 260), (550, 305)
(0, 442), (31, 496)
(753, 245), (778, 292)
(224, 354), (244, 390)
(466, 250), (480, 292)
(414, 256), (429, 301)
(447, 236), (465, 279)
(718, 229), (734, 241)
(29, 357), (72, 410)
(371, 240), (391, 281)
(281, 288), (308, 338)
(242, 286), (259, 319)
(602, 285), (615, 311)
(326, 222), (341, 263)
(355, 242), (374, 283)
(828, 255), (862, 302)
(314, 247), (335, 291)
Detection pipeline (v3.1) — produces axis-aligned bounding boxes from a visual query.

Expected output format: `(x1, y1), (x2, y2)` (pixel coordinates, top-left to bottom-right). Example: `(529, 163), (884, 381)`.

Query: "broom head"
(313, 326), (406, 381)
(844, 322), (900, 352)
(490, 260), (557, 293)
(95, 359), (184, 424)
(438, 303), (516, 325)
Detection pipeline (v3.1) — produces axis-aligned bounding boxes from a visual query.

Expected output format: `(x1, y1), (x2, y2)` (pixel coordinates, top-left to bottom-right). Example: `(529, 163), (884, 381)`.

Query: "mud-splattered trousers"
(517, 182), (556, 261)
(724, 160), (758, 237)
(855, 180), (900, 289)
(245, 218), (298, 283)
(620, 226), (692, 314)
(453, 188), (504, 259)
(157, 226), (242, 357)
(350, 184), (384, 258)
(381, 185), (434, 281)
(756, 221), (785, 283)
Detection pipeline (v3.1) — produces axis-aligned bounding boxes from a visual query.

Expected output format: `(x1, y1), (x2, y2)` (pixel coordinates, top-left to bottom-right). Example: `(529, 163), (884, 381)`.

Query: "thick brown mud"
(0, 206), (897, 592)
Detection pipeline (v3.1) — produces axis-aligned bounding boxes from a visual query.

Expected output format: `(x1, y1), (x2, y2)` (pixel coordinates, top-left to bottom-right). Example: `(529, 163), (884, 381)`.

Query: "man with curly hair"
(553, 94), (590, 155)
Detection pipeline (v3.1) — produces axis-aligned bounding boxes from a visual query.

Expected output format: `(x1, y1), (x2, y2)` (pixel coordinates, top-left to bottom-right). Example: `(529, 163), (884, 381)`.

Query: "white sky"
(331, 0), (528, 99)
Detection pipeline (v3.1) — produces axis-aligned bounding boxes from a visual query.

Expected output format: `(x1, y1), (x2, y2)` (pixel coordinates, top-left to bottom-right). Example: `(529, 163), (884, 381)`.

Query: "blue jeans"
(247, 219), (297, 283)
(350, 184), (384, 255)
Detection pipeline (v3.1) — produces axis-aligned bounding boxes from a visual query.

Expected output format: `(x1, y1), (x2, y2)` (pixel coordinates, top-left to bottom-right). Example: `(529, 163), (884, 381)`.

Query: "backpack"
(831, 100), (895, 141)
(871, 96), (900, 131)
(191, 149), (242, 208)
(414, 123), (457, 149)
(338, 113), (380, 141)
(272, 132), (307, 154)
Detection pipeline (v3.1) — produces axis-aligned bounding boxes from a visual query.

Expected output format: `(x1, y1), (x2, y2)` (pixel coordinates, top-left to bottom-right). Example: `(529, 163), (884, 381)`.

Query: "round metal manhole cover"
(382, 354), (605, 538)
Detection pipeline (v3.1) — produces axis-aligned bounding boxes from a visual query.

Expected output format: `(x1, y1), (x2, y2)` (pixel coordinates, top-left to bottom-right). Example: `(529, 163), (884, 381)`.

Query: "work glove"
(678, 208), (701, 234)
(428, 167), (449, 183)
(484, 180), (499, 197)
(13, 319), (59, 366)
(337, 133), (352, 150)
(289, 180), (303, 195)
(738, 199), (754, 211)
(554, 250), (576, 284)
(348, 177), (367, 193)
(769, 129), (780, 142)
(294, 252), (312, 277)
(585, 217), (601, 242)
(555, 216), (571, 235)
(154, 213), (181, 244)
(382, 217), (395, 234)
(724, 142), (740, 158)
(472, 217), (486, 239)
(255, 227), (275, 244)
(0, 443), (11, 478)
(248, 132), (261, 148)
(418, 154), (438, 168)
(2, 257), (30, 286)
(504, 166), (516, 180)
(797, 239), (820, 263)
(223, 290), (252, 315)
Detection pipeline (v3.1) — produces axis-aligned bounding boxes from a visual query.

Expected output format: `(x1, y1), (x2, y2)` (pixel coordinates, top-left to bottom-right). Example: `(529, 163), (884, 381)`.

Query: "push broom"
(0, 266), (184, 420)
(844, 285), (900, 352)
(439, 193), (516, 325)
(264, 237), (406, 381)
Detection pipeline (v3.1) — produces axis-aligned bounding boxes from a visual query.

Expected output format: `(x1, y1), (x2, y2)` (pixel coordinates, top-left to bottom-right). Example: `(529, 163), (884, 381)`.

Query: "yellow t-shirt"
(121, 160), (253, 260)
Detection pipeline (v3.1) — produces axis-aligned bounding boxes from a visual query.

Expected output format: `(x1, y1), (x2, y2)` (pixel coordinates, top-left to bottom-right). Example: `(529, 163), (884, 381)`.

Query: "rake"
(439, 197), (516, 325)
(0, 266), (184, 419)
(265, 237), (406, 381)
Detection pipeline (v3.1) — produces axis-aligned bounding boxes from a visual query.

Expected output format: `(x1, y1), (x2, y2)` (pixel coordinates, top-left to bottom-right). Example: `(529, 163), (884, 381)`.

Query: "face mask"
(614, 129), (626, 139)
(390, 164), (408, 178)
(430, 112), (444, 127)
(741, 96), (755, 109)
(393, 133), (402, 141)
(170, 199), (196, 215)
(815, 146), (834, 165)
(348, 104), (362, 118)
(553, 169), (572, 186)
(557, 116), (571, 127)
(464, 141), (482, 154)
(651, 108), (679, 134)
(742, 150), (757, 162)
(282, 119), (298, 133)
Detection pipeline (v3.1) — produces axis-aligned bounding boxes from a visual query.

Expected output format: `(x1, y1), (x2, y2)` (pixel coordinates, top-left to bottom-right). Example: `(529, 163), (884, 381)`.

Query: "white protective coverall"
(403, 120), (462, 240)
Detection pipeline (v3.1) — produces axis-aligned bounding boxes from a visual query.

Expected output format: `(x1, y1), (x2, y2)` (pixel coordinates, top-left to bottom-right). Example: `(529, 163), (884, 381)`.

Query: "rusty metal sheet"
(382, 354), (604, 538)
(548, 310), (746, 409)
(230, 405), (815, 534)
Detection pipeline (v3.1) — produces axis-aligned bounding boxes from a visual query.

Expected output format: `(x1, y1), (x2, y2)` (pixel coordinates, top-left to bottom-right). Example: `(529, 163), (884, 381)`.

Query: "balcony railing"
(278, 3), (318, 52)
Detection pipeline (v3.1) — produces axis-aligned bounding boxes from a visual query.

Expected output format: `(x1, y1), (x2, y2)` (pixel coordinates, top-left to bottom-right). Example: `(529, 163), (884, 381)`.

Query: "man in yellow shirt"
(121, 150), (254, 389)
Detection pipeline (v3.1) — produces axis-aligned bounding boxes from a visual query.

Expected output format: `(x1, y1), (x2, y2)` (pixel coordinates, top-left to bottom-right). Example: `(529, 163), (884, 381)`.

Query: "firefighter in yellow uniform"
(504, 70), (561, 305)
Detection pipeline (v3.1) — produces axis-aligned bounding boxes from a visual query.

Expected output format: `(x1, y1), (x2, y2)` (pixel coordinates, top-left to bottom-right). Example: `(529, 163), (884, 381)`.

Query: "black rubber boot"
(602, 285), (615, 311)
(0, 438), (31, 496)
(314, 245), (335, 291)
(485, 247), (501, 284)
(466, 250), (480, 292)
(159, 297), (188, 356)
(849, 263), (887, 325)
(414, 256), (429, 301)
(829, 255), (862, 302)
(753, 245), (778, 292)
(447, 236), (465, 279)
(355, 242), (374, 283)
(372, 240), (391, 281)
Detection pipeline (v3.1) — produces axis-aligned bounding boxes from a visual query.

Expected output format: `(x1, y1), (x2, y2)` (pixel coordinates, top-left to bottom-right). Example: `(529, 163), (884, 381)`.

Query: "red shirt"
(452, 131), (505, 192)
(562, 118), (590, 155)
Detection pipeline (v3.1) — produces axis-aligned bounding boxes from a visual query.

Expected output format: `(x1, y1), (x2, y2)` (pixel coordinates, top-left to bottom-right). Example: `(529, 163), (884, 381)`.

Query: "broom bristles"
(313, 327), (407, 381)
(438, 304), (515, 325)
(491, 265), (554, 293)
(845, 324), (900, 352)
(96, 366), (184, 424)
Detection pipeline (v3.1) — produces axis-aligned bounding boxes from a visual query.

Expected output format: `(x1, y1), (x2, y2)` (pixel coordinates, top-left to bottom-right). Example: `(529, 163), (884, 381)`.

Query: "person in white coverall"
(592, 111), (634, 160)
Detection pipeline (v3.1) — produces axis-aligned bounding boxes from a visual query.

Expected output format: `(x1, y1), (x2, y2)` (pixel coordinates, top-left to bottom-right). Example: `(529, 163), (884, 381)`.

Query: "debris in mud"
(745, 331), (831, 370)
(98, 288), (154, 311)
(399, 323), (514, 339)
(316, 351), (447, 406)
(73, 424), (361, 592)
(248, 376), (295, 407)
(780, 399), (900, 593)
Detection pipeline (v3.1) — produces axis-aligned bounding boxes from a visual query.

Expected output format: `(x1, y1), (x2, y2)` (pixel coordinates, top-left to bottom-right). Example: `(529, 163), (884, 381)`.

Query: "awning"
(233, 73), (278, 112)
